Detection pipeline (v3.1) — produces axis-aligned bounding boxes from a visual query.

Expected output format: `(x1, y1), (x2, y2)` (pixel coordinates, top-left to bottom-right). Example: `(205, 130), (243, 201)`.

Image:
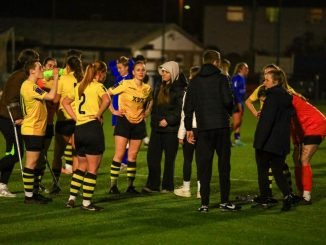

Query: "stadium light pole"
(50, 0), (56, 55)
(276, 0), (283, 65)
(161, 0), (167, 63)
(249, 0), (257, 71)
(178, 0), (184, 27)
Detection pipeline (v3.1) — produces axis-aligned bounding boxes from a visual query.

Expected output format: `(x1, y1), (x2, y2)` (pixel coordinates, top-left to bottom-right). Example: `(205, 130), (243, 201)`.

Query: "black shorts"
(303, 135), (323, 145)
(74, 120), (105, 156)
(45, 124), (54, 139)
(114, 116), (146, 140)
(55, 120), (75, 136)
(22, 135), (44, 152)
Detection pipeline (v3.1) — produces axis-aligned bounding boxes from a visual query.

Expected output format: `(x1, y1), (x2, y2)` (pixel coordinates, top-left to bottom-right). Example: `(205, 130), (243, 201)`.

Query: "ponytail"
(78, 60), (107, 97)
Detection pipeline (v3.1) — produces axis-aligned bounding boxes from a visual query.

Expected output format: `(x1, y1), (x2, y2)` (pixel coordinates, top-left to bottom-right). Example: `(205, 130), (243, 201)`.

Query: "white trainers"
(174, 186), (191, 197)
(0, 183), (16, 198)
(197, 191), (201, 199)
(233, 139), (246, 147)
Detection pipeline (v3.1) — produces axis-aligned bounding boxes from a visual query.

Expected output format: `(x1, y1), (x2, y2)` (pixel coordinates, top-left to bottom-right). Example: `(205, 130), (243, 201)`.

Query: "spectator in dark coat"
(254, 69), (295, 211)
(184, 50), (239, 212)
(143, 61), (187, 193)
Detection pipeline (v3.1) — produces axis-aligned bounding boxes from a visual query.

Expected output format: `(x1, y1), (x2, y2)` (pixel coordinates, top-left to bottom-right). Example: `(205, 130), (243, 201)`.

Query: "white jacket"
(178, 92), (197, 140)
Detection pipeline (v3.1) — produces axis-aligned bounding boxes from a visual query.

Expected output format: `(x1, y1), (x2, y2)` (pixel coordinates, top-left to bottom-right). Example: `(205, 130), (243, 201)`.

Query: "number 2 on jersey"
(78, 94), (86, 114)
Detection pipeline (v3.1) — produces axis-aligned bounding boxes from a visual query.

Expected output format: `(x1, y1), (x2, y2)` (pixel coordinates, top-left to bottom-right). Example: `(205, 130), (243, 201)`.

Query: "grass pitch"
(0, 104), (325, 244)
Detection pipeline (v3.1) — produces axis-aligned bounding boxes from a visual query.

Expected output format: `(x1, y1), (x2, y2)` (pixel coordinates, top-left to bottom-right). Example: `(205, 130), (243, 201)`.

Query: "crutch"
(6, 105), (24, 179)
(43, 152), (59, 187)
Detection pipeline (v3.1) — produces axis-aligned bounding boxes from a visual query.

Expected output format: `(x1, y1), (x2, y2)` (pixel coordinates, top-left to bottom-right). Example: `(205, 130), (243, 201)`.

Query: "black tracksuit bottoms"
(255, 149), (291, 198)
(146, 130), (179, 191)
(196, 127), (231, 206)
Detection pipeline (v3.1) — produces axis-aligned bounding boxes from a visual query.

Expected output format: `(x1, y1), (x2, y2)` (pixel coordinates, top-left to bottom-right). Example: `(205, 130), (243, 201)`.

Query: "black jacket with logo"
(184, 64), (233, 131)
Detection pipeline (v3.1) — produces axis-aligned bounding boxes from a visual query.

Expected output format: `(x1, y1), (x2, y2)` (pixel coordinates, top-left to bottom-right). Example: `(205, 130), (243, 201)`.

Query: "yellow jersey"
(57, 72), (77, 121)
(249, 84), (296, 109)
(20, 80), (48, 136)
(109, 79), (152, 124)
(68, 80), (107, 126)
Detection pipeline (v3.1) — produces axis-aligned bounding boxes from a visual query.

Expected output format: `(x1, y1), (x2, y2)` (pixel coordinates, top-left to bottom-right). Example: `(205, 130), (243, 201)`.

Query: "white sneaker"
(197, 191), (201, 199)
(0, 184), (16, 198)
(233, 139), (246, 147)
(174, 186), (191, 197)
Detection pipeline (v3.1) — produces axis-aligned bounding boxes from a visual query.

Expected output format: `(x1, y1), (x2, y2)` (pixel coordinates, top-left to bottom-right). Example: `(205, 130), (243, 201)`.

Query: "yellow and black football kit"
(109, 79), (152, 124)
(20, 80), (48, 136)
(68, 80), (107, 126)
(67, 80), (107, 205)
(57, 72), (77, 121)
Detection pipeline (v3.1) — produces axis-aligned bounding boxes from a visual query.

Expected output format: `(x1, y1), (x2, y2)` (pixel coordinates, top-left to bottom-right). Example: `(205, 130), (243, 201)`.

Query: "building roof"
(0, 18), (203, 50)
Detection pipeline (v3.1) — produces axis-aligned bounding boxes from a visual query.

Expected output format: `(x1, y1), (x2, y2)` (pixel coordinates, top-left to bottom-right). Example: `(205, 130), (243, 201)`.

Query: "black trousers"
(182, 134), (199, 182)
(255, 149), (291, 198)
(196, 128), (231, 206)
(0, 117), (24, 183)
(146, 130), (179, 191)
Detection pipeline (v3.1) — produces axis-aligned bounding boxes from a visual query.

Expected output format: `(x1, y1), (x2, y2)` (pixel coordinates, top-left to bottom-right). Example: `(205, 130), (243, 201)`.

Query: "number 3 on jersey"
(78, 94), (86, 114)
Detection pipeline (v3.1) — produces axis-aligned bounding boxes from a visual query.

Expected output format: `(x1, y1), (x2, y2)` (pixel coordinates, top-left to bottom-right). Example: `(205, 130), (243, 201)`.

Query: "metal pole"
(50, 0), (56, 56)
(11, 27), (15, 72)
(249, 0), (257, 71)
(276, 0), (282, 65)
(179, 0), (184, 27)
(161, 0), (167, 63)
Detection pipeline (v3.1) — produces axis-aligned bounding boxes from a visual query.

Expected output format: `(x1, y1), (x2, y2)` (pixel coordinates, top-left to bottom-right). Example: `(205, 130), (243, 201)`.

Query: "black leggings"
(0, 117), (24, 184)
(182, 138), (199, 181)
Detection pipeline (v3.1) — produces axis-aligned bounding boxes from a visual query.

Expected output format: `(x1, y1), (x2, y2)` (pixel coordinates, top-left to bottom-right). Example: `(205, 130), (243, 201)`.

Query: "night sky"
(1, 0), (325, 42)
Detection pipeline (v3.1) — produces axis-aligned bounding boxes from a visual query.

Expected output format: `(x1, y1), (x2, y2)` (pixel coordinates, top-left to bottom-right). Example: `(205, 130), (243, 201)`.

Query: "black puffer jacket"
(150, 73), (187, 133)
(184, 64), (234, 131)
(254, 85), (293, 156)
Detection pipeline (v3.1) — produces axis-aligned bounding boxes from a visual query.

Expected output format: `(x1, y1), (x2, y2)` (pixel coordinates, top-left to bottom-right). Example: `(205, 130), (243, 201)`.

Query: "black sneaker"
(282, 194), (294, 211)
(109, 185), (120, 194)
(49, 185), (61, 195)
(65, 199), (75, 208)
(24, 196), (48, 204)
(266, 197), (278, 204)
(292, 195), (302, 205)
(299, 198), (312, 205)
(197, 205), (209, 213)
(81, 204), (104, 212)
(34, 193), (53, 202)
(126, 186), (140, 194)
(220, 202), (241, 211)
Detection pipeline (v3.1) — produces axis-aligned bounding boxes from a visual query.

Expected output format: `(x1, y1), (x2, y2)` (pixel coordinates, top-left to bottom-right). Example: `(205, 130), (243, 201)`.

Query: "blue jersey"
(108, 59), (134, 126)
(231, 74), (246, 104)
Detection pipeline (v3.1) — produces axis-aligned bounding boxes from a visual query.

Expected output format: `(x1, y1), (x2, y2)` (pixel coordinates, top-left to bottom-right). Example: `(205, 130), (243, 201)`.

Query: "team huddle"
(0, 48), (325, 212)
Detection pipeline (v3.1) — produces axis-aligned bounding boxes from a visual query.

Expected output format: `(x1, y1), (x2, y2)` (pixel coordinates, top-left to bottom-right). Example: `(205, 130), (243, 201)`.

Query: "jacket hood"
(158, 61), (179, 83)
(199, 63), (221, 77)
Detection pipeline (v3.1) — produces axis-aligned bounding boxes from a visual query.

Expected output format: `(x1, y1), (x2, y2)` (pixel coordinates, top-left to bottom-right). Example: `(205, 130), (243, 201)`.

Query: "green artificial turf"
(0, 104), (325, 244)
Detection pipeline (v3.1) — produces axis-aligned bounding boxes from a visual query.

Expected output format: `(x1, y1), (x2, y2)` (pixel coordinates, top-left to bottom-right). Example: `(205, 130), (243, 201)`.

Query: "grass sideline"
(0, 105), (325, 244)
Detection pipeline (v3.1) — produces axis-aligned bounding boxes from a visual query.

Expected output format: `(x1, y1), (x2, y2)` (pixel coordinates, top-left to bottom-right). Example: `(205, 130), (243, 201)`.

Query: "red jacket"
(291, 94), (326, 144)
